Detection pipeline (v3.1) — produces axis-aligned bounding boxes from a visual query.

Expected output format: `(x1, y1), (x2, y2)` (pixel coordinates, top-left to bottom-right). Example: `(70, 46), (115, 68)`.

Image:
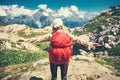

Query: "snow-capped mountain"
(0, 4), (99, 28)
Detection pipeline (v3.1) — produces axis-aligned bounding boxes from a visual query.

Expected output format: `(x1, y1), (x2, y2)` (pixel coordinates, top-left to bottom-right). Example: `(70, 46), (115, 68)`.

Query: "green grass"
(86, 16), (107, 32)
(110, 45), (120, 56)
(35, 42), (49, 50)
(0, 49), (48, 67)
(0, 42), (49, 67)
(18, 28), (49, 38)
(0, 42), (49, 79)
(95, 57), (120, 77)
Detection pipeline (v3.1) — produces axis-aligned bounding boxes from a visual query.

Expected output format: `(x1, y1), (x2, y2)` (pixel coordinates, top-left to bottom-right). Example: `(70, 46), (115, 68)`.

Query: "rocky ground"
(3, 55), (118, 80)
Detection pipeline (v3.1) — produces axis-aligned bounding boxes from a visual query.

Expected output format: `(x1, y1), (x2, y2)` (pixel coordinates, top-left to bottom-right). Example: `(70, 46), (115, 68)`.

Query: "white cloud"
(56, 5), (88, 22)
(38, 4), (53, 16)
(0, 4), (99, 19)
(46, 8), (53, 13)
(10, 5), (32, 16)
(70, 5), (78, 12)
(38, 4), (47, 10)
(0, 4), (99, 27)
(58, 7), (72, 17)
(0, 8), (7, 16)
(69, 5), (85, 18)
(0, 5), (33, 17)
(78, 11), (86, 18)
(58, 5), (99, 22)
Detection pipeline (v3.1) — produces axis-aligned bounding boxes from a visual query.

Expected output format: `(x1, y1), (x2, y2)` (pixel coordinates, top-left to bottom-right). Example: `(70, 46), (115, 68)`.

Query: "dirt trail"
(18, 56), (120, 80)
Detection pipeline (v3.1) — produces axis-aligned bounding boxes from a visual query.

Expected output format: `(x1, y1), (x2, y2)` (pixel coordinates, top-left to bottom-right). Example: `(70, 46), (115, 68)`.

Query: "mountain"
(0, 5), (99, 28)
(0, 21), (6, 26)
(72, 5), (120, 56)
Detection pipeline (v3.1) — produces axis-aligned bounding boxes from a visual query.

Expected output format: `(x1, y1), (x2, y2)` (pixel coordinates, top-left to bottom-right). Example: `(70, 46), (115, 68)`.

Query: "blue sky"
(0, 0), (120, 12)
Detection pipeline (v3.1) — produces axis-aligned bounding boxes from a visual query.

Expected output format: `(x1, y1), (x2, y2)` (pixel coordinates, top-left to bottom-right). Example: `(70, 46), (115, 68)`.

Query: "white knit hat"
(52, 18), (63, 28)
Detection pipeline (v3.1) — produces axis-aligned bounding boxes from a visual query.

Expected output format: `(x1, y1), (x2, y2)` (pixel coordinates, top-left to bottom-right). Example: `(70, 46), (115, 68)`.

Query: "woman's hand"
(17, 39), (25, 43)
(93, 43), (101, 47)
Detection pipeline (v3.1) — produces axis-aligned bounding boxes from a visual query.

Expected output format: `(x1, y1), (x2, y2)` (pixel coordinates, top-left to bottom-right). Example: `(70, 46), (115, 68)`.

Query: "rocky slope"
(0, 24), (51, 52)
(72, 5), (120, 56)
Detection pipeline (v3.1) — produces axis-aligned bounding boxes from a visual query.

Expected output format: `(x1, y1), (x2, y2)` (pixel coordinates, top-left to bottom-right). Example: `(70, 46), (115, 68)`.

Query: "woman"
(17, 18), (101, 80)
(48, 18), (72, 80)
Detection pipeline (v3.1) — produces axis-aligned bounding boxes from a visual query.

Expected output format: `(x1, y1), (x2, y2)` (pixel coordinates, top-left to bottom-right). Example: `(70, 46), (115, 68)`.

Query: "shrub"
(110, 45), (120, 56)
(35, 42), (49, 50)
(0, 49), (48, 67)
(112, 11), (120, 16)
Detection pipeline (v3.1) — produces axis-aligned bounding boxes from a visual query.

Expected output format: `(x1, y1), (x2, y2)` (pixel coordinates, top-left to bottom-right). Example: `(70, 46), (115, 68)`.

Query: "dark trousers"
(50, 62), (68, 80)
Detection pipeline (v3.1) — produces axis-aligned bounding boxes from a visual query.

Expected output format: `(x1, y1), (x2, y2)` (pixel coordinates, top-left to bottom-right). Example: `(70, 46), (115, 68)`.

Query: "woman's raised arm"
(68, 33), (101, 47)
(17, 33), (51, 43)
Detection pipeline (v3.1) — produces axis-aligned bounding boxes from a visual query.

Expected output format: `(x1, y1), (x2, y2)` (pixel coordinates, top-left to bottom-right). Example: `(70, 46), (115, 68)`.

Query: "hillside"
(1, 56), (120, 80)
(0, 5), (120, 80)
(72, 5), (120, 56)
(0, 21), (6, 26)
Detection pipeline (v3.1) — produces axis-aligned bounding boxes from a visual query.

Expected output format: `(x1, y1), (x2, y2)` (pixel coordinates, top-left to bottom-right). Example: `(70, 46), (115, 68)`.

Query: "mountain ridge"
(71, 5), (120, 56)
(0, 4), (99, 28)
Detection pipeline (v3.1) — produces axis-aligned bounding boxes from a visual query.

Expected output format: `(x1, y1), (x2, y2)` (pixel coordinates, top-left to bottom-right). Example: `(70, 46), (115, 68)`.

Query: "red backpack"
(48, 32), (72, 64)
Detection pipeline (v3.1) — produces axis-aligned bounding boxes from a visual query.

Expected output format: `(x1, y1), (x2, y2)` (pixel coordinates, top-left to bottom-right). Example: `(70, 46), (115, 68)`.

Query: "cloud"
(56, 5), (98, 22)
(0, 4), (33, 17)
(38, 4), (47, 10)
(37, 4), (53, 16)
(57, 7), (72, 17)
(0, 4), (99, 27)
(0, 8), (7, 16)
(69, 5), (86, 18)
(70, 5), (78, 12)
(0, 4), (99, 19)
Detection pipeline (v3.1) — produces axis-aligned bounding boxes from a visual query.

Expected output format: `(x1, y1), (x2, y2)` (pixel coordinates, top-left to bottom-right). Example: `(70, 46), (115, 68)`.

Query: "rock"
(72, 55), (95, 62)
(95, 52), (104, 57)
(31, 59), (49, 69)
(105, 43), (111, 49)
(108, 41), (116, 47)
(107, 35), (116, 41)
(99, 25), (106, 30)
(79, 49), (88, 56)
(1, 75), (14, 80)
(98, 36), (104, 42)
(111, 28), (119, 35)
(87, 53), (94, 57)
(79, 34), (90, 42)
(103, 51), (109, 56)
(100, 29), (111, 36)
(5, 42), (12, 49)
(20, 43), (39, 52)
